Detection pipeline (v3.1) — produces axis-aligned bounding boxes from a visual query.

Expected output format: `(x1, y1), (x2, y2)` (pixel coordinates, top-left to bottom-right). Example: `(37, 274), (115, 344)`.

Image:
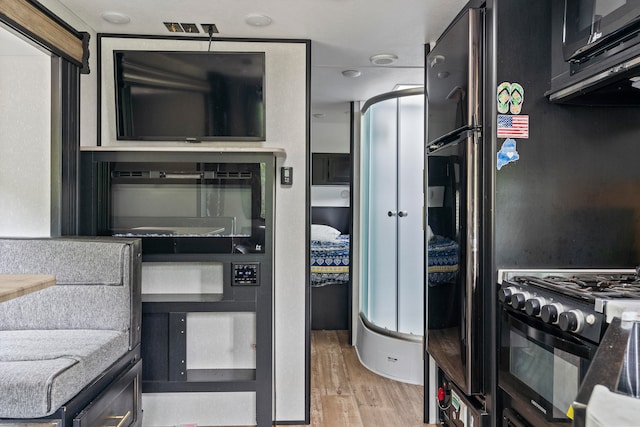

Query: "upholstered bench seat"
(0, 237), (142, 426)
(0, 329), (129, 418)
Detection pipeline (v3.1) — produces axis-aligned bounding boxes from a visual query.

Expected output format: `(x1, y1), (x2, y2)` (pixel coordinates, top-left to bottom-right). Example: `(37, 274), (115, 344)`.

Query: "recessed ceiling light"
(101, 11), (130, 25)
(245, 14), (272, 27)
(370, 53), (398, 66)
(342, 69), (361, 78)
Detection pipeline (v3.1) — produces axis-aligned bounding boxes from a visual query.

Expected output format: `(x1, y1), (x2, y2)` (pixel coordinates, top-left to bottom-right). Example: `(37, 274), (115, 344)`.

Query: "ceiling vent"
(370, 53), (398, 66)
(163, 23), (219, 34)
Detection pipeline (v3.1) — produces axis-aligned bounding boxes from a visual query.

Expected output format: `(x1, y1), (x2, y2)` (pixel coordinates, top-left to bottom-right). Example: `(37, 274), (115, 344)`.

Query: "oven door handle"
(505, 310), (595, 359)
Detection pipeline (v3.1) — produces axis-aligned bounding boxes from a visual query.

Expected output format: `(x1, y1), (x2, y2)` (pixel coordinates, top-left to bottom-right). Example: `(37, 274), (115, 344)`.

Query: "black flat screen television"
(114, 50), (265, 141)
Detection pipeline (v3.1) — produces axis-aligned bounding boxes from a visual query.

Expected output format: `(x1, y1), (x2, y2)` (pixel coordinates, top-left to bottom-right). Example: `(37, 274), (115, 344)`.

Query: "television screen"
(114, 50), (265, 141)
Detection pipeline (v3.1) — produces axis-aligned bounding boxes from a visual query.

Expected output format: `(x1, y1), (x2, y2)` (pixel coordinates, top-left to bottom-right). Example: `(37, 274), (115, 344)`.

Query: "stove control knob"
(498, 287), (516, 304)
(541, 303), (563, 324)
(510, 292), (530, 310)
(559, 310), (585, 333)
(525, 297), (546, 316)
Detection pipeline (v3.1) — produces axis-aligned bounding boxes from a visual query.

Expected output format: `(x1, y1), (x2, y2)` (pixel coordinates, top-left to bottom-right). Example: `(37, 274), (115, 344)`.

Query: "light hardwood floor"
(286, 329), (435, 427)
(216, 330), (435, 427)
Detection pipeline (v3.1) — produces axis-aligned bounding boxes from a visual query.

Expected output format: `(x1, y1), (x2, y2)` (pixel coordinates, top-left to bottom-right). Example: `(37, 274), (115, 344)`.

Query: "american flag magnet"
(497, 114), (529, 139)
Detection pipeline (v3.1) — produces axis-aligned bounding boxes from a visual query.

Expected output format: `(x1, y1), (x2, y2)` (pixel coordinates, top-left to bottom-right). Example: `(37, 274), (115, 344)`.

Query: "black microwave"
(563, 0), (640, 63)
(547, 0), (640, 104)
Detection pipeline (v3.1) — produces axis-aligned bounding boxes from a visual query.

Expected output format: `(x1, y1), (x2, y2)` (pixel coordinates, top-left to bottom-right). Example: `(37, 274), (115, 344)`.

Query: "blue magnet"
(497, 139), (520, 170)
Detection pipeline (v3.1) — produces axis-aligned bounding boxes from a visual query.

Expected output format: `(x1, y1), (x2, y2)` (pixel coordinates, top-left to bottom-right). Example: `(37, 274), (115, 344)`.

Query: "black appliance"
(563, 0), (640, 63)
(572, 312), (640, 427)
(114, 50), (265, 141)
(426, 7), (484, 397)
(81, 155), (267, 256)
(436, 369), (490, 427)
(547, 0), (640, 104)
(498, 269), (640, 426)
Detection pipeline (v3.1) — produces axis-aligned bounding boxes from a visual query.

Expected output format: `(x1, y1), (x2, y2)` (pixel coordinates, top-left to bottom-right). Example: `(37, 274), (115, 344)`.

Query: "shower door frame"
(359, 87), (425, 338)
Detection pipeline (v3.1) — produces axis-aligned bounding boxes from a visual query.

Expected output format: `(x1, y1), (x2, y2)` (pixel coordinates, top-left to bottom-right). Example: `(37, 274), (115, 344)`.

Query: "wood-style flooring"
(216, 329), (434, 427)
(287, 329), (435, 427)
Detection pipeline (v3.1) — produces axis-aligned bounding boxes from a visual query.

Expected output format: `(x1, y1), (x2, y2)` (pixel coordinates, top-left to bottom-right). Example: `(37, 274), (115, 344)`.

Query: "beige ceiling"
(7, 0), (468, 120)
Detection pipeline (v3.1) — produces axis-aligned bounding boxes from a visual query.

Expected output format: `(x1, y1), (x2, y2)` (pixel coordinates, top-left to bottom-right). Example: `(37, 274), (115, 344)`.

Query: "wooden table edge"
(0, 274), (56, 303)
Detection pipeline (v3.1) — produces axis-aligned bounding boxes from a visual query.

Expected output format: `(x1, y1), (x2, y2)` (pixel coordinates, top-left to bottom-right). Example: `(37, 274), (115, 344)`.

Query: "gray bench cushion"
(0, 329), (129, 418)
(0, 239), (133, 333)
(0, 239), (128, 286)
(0, 284), (130, 332)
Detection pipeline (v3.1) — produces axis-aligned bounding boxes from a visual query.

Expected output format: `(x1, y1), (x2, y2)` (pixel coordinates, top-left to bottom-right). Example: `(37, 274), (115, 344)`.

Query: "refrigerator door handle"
(464, 128), (482, 392)
(426, 126), (475, 152)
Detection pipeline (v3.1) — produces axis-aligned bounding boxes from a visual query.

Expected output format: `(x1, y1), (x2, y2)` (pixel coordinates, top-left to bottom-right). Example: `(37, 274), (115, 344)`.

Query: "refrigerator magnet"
(510, 82), (524, 114)
(496, 82), (525, 114)
(497, 139), (520, 170)
(497, 114), (529, 139)
(497, 82), (511, 114)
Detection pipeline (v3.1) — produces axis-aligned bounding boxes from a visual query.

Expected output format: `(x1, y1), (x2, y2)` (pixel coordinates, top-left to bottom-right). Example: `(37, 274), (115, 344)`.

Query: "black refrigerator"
(426, 6), (484, 393)
(425, 7), (491, 427)
(426, 1), (640, 426)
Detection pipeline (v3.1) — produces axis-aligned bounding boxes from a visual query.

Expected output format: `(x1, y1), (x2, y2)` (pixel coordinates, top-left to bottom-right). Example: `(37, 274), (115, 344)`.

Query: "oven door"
(499, 309), (597, 422)
(563, 0), (640, 62)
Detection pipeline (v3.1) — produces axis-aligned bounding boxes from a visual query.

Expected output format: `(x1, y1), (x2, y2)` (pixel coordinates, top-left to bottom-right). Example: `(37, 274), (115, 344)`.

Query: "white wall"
(0, 31), (51, 237)
(311, 113), (350, 153)
(310, 186), (350, 207)
(311, 108), (351, 206)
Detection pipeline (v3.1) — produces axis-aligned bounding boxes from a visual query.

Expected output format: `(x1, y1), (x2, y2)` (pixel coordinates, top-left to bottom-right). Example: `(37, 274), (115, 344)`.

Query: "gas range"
(498, 269), (640, 344)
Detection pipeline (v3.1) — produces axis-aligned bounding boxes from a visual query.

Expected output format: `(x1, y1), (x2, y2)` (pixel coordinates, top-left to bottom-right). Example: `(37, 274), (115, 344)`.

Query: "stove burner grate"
(513, 273), (640, 302)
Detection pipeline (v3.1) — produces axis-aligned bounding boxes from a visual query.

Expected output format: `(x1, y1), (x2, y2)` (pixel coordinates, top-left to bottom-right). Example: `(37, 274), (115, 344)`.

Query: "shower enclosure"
(355, 88), (424, 385)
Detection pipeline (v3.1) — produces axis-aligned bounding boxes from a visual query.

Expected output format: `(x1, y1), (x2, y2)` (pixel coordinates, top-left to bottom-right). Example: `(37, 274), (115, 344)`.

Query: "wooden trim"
(0, 0), (83, 64)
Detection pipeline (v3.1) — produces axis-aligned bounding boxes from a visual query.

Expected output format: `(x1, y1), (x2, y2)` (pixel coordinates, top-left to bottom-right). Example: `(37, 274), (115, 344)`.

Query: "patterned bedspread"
(428, 235), (459, 285)
(311, 235), (350, 287)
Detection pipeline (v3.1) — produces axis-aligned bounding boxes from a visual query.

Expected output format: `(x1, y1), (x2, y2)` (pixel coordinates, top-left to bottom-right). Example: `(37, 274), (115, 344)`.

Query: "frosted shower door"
(397, 94), (425, 335)
(366, 97), (398, 331)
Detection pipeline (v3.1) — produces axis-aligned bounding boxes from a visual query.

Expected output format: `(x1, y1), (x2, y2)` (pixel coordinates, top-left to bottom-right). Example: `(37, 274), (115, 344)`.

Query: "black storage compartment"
(428, 282), (460, 330)
(73, 360), (142, 427)
(311, 284), (349, 330)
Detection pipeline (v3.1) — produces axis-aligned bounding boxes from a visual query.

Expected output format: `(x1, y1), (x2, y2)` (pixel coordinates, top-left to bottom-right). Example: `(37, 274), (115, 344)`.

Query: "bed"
(311, 207), (350, 330)
(427, 233), (459, 285)
(427, 227), (461, 329)
(311, 234), (349, 286)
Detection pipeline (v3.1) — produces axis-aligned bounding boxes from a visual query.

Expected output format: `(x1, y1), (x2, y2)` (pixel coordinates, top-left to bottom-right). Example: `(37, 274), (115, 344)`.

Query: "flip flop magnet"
(509, 83), (524, 114)
(497, 82), (511, 114)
